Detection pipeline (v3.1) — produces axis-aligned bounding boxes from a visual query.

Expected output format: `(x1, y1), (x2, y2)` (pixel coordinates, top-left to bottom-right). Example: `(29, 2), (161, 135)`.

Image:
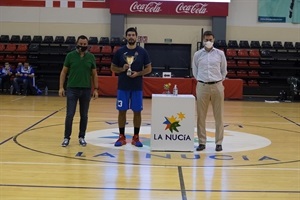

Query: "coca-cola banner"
(110, 0), (228, 16)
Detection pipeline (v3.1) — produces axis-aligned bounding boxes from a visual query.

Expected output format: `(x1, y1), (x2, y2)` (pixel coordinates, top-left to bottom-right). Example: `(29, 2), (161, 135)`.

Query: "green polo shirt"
(64, 50), (96, 88)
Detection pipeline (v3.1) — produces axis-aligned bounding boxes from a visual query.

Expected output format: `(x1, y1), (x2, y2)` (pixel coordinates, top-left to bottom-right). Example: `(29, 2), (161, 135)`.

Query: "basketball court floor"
(0, 95), (299, 199)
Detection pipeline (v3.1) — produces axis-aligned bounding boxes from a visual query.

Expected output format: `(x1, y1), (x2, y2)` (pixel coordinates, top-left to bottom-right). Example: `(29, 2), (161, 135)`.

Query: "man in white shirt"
(192, 31), (227, 152)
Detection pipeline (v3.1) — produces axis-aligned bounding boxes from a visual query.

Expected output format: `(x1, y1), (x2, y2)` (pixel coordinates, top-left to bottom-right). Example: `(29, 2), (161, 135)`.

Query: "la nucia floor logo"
(85, 126), (271, 153)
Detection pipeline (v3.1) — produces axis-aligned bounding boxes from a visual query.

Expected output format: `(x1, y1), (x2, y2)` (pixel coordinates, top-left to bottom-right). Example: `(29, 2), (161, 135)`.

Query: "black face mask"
(77, 45), (88, 52)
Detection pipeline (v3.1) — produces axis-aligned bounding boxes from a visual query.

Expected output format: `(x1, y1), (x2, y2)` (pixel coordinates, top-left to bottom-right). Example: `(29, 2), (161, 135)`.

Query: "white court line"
(1, 161), (300, 171)
(11, 96), (26, 102)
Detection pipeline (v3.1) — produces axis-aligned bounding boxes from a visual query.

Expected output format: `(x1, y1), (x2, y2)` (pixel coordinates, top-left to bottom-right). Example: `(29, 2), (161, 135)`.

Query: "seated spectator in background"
(0, 62), (13, 94)
(17, 62), (23, 69)
(13, 61), (35, 95)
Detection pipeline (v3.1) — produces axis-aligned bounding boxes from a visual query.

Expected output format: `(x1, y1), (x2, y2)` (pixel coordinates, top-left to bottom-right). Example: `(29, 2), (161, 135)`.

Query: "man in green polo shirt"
(59, 35), (99, 147)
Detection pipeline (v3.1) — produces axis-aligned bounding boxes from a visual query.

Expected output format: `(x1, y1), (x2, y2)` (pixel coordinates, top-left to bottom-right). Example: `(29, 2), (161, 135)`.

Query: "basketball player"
(110, 27), (152, 147)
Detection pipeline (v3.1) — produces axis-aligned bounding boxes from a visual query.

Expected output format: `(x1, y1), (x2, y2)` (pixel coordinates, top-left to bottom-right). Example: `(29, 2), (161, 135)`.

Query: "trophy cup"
(124, 55), (135, 76)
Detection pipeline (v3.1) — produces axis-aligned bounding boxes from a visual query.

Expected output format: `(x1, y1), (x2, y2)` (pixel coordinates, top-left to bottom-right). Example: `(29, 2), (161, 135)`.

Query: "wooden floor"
(0, 94), (299, 200)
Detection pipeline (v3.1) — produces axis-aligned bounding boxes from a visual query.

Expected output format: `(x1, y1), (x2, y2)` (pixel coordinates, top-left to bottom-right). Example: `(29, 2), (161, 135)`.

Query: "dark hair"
(203, 31), (214, 38)
(126, 27), (138, 36)
(76, 35), (88, 43)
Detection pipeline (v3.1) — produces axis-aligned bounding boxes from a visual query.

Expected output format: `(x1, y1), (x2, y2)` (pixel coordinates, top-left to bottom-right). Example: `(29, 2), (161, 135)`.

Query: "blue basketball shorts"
(116, 90), (143, 112)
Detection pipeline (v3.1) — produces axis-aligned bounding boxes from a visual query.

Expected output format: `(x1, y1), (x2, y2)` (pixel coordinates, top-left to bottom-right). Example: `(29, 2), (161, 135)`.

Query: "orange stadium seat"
(112, 45), (121, 53)
(0, 44), (5, 51)
(249, 49), (260, 57)
(227, 60), (237, 67)
(16, 55), (27, 62)
(4, 44), (17, 52)
(4, 54), (16, 62)
(16, 44), (28, 52)
(249, 60), (260, 67)
(89, 45), (101, 54)
(101, 45), (112, 54)
(237, 60), (248, 67)
(100, 56), (112, 64)
(226, 49), (237, 57)
(237, 49), (249, 57)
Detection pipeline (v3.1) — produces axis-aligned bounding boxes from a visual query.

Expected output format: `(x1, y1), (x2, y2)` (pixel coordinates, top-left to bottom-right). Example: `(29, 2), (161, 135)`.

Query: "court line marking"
(11, 96), (26, 102)
(0, 183), (299, 194)
(1, 161), (300, 171)
(0, 137), (13, 145)
(272, 111), (300, 126)
(178, 166), (187, 200)
(4, 104), (300, 167)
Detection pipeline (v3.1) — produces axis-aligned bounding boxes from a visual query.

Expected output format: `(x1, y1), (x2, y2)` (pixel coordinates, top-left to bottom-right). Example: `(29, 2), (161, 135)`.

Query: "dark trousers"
(13, 77), (33, 94)
(0, 75), (11, 92)
(64, 88), (91, 139)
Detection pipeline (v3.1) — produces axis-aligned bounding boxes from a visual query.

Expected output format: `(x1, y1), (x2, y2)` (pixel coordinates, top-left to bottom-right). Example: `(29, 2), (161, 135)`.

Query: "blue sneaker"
(114, 135), (126, 146)
(131, 135), (143, 147)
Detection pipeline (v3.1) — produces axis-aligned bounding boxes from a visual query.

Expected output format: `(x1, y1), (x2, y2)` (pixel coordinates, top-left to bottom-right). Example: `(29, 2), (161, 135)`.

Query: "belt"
(198, 80), (221, 85)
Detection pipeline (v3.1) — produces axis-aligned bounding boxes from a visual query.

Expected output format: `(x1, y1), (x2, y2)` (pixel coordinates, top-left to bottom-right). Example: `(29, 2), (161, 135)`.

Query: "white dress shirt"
(192, 47), (227, 82)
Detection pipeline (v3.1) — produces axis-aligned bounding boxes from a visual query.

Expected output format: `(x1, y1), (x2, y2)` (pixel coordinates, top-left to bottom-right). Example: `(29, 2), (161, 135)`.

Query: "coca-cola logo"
(130, 1), (162, 13)
(176, 3), (208, 14)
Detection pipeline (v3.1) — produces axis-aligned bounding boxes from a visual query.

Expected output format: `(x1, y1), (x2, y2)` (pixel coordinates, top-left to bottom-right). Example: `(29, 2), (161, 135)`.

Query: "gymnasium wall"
(0, 0), (299, 55)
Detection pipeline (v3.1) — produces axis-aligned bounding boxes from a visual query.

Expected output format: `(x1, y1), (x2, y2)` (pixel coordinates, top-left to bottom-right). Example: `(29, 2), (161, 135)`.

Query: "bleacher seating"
(4, 44), (17, 52)
(249, 49), (260, 57)
(273, 41), (283, 49)
(32, 35), (43, 43)
(0, 35), (10, 43)
(110, 37), (121, 45)
(1, 36), (299, 93)
(42, 36), (54, 44)
(99, 37), (110, 45)
(54, 36), (65, 44)
(284, 42), (294, 49)
(21, 35), (32, 43)
(0, 44), (5, 51)
(227, 60), (237, 67)
(250, 41), (261, 49)
(237, 49), (249, 57)
(16, 44), (28, 52)
(226, 49), (237, 57)
(112, 45), (121, 53)
(249, 60), (260, 67)
(214, 40), (227, 48)
(101, 45), (112, 54)
(88, 37), (98, 44)
(237, 60), (248, 67)
(228, 40), (238, 48)
(261, 41), (272, 49)
(65, 36), (76, 44)
(10, 35), (21, 43)
(89, 45), (101, 54)
(239, 40), (250, 48)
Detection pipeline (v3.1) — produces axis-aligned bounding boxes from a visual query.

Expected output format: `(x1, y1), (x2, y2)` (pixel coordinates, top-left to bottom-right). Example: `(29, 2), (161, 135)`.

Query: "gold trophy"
(124, 54), (135, 76)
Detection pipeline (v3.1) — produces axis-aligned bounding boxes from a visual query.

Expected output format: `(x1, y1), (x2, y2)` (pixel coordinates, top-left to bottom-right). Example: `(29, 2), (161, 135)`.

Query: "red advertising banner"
(110, 0), (228, 16)
(0, 0), (109, 8)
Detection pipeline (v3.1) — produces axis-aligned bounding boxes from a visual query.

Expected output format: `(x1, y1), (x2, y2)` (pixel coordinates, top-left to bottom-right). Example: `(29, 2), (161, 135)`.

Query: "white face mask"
(204, 41), (213, 49)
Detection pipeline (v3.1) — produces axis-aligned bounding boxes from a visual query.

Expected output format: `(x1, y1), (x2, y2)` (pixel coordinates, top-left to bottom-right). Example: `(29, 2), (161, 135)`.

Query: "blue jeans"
(64, 88), (91, 139)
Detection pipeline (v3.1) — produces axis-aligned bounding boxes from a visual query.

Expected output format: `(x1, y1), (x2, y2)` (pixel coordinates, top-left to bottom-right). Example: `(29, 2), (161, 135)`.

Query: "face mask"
(77, 45), (88, 52)
(204, 41), (213, 49)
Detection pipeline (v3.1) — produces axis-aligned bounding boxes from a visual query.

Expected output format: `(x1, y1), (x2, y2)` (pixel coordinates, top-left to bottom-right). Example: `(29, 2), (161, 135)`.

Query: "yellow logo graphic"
(163, 112), (185, 133)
